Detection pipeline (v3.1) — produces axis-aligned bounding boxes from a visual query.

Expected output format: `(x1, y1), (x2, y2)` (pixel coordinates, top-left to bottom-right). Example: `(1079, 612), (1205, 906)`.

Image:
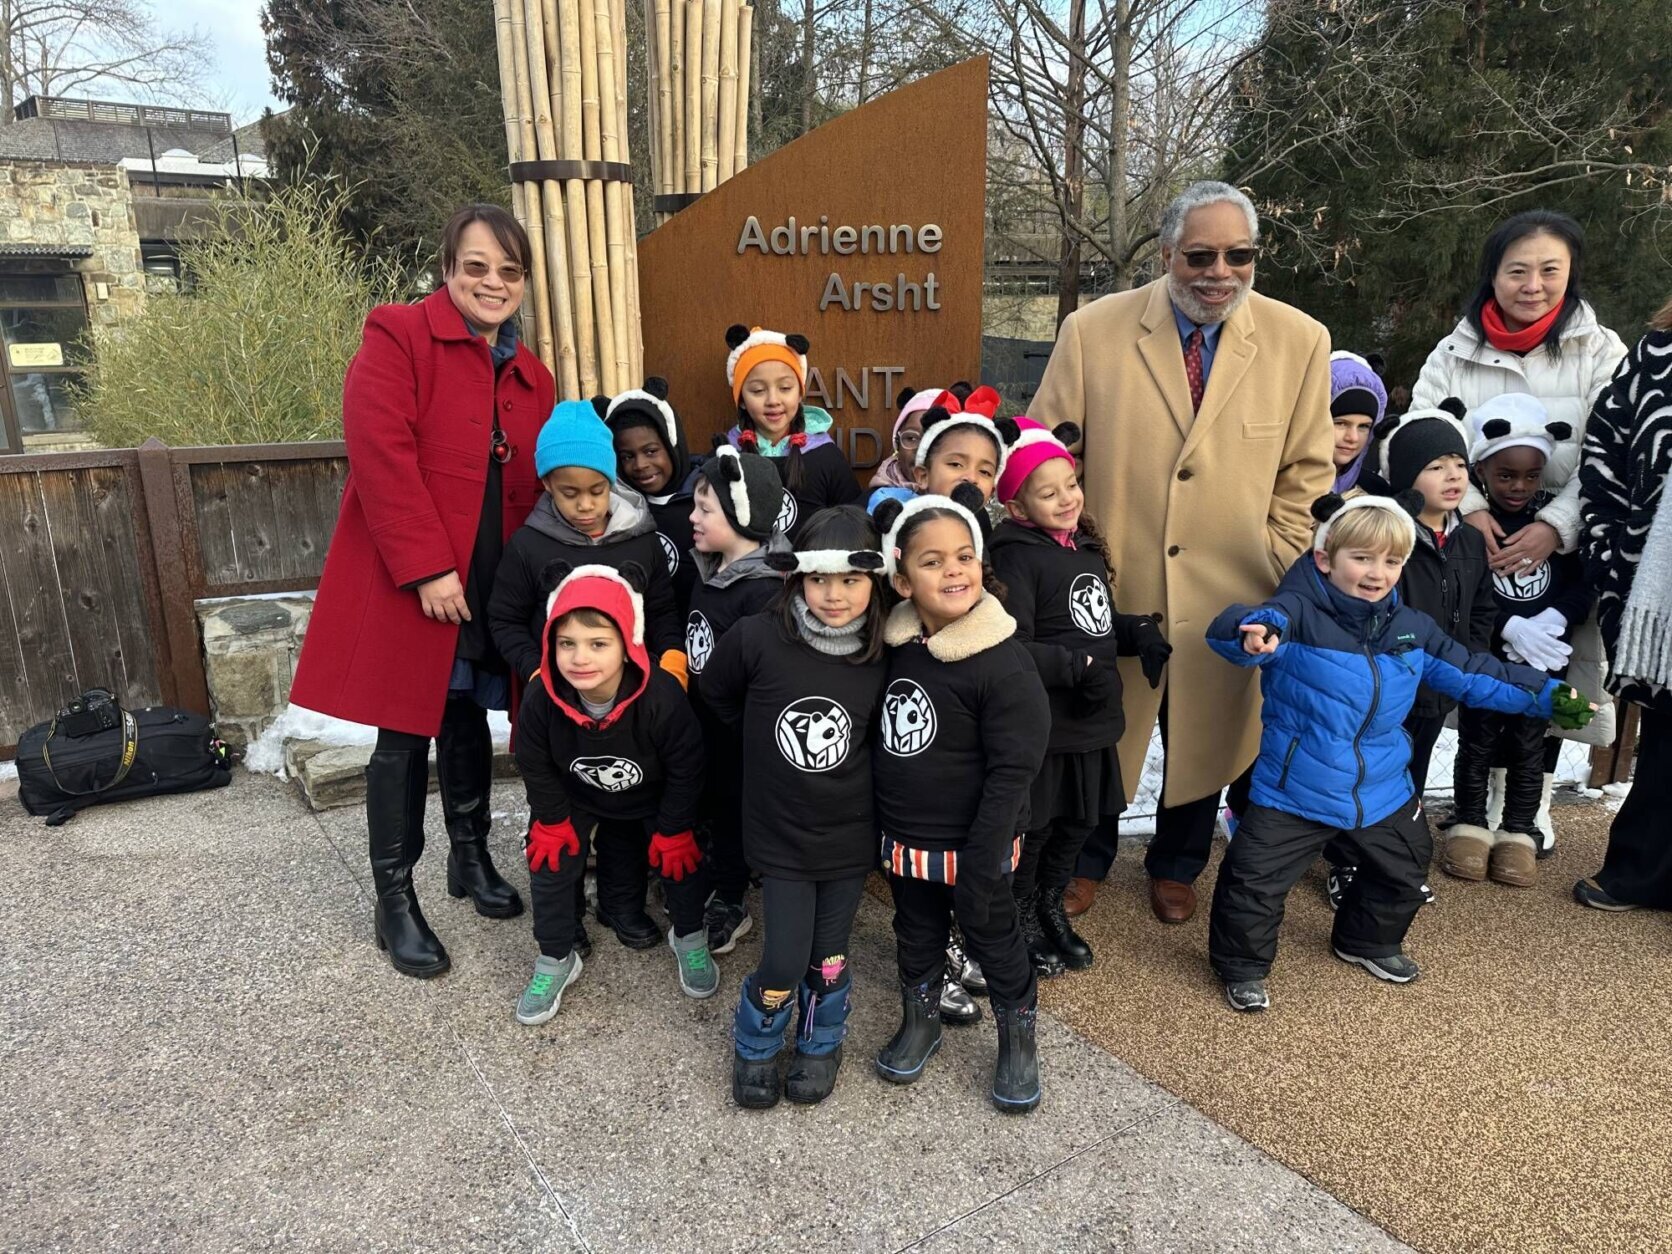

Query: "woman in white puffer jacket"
(1410, 209), (1625, 850)
(1411, 210), (1626, 567)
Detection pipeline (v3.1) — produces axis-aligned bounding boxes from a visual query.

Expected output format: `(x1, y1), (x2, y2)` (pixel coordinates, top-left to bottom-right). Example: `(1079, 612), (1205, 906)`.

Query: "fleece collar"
(883, 593), (1015, 662)
(691, 532), (792, 588)
(526, 481), (655, 545)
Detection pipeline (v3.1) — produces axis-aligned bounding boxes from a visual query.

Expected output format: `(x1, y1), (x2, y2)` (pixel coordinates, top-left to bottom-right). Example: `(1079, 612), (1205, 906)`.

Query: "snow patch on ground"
(242, 703), (511, 779)
(196, 590), (318, 605)
(1602, 781), (1632, 812)
(0, 761), (16, 783)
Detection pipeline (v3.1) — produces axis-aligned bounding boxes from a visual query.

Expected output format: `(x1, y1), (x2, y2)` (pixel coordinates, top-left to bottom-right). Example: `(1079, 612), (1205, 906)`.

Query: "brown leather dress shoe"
(1063, 877), (1097, 918)
(1149, 878), (1196, 924)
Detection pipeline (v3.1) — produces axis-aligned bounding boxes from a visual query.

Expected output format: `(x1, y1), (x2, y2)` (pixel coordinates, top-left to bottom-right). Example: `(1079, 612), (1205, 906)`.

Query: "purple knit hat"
(1329, 351), (1389, 493)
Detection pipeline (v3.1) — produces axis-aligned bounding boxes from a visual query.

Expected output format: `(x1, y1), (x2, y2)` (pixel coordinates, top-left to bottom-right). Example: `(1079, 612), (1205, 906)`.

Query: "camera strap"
(42, 706), (140, 797)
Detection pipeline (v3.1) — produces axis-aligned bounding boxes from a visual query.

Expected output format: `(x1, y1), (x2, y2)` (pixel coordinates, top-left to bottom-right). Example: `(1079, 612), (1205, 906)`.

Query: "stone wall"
(0, 161), (147, 327)
(195, 595), (314, 749)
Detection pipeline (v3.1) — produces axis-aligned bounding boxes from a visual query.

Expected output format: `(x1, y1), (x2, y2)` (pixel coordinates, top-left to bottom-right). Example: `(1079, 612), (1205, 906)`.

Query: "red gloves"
(648, 829), (702, 882)
(526, 818), (580, 873)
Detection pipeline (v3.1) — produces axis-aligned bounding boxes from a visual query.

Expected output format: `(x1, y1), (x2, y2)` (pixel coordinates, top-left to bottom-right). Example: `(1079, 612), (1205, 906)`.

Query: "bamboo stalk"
(653, 0), (674, 218)
(716, 0), (738, 183)
(577, 0), (617, 395)
(735, 5), (752, 173)
(557, 0), (600, 396)
(595, 0), (631, 389)
(669, 0), (686, 200)
(699, 0), (721, 191)
(493, 0), (526, 225)
(683, 0), (702, 194)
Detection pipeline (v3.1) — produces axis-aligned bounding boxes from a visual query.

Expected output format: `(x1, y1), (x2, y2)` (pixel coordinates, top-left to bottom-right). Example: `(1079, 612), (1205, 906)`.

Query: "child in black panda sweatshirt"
(489, 401), (684, 692)
(701, 505), (889, 1110)
(603, 378), (704, 618)
(684, 445), (789, 953)
(987, 418), (1172, 977)
(511, 562), (713, 1028)
(871, 485), (1051, 1115)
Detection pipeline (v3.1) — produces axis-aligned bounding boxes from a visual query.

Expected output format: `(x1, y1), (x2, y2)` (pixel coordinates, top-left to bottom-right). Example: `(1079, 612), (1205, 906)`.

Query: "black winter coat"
(700, 612), (886, 880)
(1580, 328), (1672, 716)
(1398, 517), (1495, 718)
(988, 522), (1165, 754)
(487, 489), (683, 683)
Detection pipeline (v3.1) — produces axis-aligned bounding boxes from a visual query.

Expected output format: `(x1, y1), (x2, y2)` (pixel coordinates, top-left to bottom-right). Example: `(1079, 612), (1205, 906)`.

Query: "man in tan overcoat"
(1032, 181), (1333, 924)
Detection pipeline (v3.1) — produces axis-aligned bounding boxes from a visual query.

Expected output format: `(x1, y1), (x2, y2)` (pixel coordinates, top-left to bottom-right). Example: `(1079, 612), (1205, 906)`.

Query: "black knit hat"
(1375, 398), (1470, 493)
(700, 445), (785, 542)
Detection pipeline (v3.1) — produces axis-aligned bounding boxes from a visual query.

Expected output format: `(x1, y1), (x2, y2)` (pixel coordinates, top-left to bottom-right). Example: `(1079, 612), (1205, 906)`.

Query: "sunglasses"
(1180, 247), (1257, 269)
(459, 259), (528, 283)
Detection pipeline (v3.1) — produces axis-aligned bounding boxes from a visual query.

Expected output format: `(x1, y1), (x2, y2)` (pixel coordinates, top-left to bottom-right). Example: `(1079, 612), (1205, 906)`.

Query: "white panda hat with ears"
(878, 489), (987, 577)
(1310, 492), (1419, 554)
(604, 376), (680, 451)
(1466, 392), (1570, 466)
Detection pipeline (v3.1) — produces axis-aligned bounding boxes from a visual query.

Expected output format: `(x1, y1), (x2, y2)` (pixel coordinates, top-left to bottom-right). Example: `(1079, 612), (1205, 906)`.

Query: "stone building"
(0, 95), (268, 453)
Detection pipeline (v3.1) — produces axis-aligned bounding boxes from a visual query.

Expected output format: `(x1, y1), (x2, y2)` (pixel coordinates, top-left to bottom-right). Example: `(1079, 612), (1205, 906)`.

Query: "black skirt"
(1026, 744), (1124, 830)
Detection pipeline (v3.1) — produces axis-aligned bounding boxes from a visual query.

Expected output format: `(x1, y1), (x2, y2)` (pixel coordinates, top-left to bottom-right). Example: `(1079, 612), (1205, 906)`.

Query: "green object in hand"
(1551, 686), (1595, 731)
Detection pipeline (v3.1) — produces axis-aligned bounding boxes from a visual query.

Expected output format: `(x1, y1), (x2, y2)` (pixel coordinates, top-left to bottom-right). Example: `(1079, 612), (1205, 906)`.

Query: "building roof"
(196, 119), (269, 165)
(0, 97), (269, 171)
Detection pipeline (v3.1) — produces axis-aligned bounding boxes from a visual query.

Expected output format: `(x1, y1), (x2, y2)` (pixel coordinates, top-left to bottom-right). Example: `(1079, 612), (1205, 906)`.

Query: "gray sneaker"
(516, 952), (582, 1025)
(669, 927), (720, 999)
(1333, 948), (1420, 983)
(1224, 979), (1270, 1012)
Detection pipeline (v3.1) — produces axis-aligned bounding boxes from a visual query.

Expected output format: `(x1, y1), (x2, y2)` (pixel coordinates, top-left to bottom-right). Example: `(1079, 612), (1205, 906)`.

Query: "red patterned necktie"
(1184, 328), (1205, 413)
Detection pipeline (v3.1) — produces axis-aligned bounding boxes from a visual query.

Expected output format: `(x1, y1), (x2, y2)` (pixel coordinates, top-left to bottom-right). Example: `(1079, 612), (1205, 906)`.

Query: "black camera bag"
(15, 693), (231, 825)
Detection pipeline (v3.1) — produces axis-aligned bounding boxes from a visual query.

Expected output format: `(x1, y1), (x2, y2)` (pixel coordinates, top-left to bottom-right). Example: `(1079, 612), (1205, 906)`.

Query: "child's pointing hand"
(1240, 624), (1280, 656)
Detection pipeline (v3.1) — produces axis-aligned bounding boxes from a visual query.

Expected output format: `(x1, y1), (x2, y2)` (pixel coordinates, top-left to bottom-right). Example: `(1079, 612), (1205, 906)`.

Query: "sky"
(163, 0), (284, 125)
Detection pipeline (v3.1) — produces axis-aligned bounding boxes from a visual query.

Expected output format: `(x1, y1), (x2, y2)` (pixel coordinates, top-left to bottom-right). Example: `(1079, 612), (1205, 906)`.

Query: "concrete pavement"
(1, 772), (1409, 1253)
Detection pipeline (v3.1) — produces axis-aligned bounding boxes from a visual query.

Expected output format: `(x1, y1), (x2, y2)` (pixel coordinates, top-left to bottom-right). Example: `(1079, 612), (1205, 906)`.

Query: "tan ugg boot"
(1489, 831), (1539, 887)
(1442, 824), (1494, 881)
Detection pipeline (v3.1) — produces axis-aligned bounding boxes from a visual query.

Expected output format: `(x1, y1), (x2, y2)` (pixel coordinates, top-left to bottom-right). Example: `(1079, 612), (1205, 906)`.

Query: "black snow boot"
(874, 979), (942, 1084)
(1037, 885), (1093, 970)
(1017, 890), (1066, 978)
(368, 747), (450, 979)
(991, 996), (1041, 1114)
(437, 700), (523, 919)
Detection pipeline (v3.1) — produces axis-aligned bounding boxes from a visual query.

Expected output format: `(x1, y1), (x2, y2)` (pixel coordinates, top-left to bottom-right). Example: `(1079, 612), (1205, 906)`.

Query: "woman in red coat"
(291, 205), (556, 979)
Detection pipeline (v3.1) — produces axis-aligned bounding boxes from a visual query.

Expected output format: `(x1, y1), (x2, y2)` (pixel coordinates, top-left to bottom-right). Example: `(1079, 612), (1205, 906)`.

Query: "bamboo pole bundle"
(496, 0), (642, 396)
(646, 0), (753, 220)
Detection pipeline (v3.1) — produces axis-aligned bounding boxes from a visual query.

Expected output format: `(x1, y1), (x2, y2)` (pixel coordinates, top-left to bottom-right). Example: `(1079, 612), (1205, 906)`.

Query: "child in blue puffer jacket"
(1204, 493), (1593, 1014)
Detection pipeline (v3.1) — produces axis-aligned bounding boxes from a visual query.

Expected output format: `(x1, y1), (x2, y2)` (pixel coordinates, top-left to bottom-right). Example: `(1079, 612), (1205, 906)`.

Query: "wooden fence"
(0, 438), (346, 755)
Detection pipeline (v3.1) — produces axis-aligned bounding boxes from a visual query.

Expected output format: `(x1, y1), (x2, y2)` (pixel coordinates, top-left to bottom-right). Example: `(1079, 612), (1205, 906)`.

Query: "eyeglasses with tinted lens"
(460, 259), (527, 284)
(1181, 248), (1257, 270)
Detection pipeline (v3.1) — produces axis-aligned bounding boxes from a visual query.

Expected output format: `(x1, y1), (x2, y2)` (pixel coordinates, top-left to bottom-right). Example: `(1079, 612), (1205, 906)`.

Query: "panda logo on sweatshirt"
(686, 611), (714, 673)
(569, 756), (644, 792)
(775, 492), (798, 535)
(1492, 562), (1552, 604)
(658, 532), (680, 577)
(880, 679), (936, 756)
(775, 697), (853, 772)
(1069, 573), (1112, 637)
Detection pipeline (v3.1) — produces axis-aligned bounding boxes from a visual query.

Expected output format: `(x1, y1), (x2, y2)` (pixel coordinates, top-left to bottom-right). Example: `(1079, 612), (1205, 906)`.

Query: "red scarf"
(1481, 298), (1564, 353)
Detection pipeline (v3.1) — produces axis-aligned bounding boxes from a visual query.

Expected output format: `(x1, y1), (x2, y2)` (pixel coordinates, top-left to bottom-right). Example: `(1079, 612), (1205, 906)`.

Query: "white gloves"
(1501, 609), (1571, 672)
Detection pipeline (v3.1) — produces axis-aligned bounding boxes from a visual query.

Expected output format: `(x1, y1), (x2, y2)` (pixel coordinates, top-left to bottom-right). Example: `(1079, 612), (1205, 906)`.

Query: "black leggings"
(1014, 821), (1095, 898)
(530, 815), (708, 959)
(376, 694), (485, 755)
(748, 875), (866, 1007)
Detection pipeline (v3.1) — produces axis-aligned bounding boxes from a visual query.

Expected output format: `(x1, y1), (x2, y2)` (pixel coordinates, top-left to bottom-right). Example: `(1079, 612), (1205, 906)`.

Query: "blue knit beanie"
(536, 400), (618, 480)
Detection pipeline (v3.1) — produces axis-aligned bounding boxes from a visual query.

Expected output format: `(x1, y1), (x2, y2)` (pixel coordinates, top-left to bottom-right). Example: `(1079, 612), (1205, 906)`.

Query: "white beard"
(1167, 271), (1253, 325)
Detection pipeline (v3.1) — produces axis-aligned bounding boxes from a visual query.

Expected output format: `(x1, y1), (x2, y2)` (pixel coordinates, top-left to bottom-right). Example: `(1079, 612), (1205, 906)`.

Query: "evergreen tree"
(1229, 0), (1672, 384)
